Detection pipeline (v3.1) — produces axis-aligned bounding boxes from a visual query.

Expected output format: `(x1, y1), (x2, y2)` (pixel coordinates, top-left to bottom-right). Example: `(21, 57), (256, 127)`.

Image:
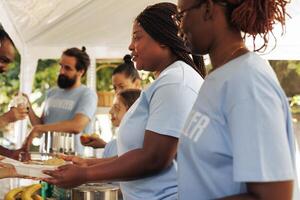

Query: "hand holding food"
(0, 163), (17, 179)
(56, 154), (87, 167)
(80, 133), (107, 148)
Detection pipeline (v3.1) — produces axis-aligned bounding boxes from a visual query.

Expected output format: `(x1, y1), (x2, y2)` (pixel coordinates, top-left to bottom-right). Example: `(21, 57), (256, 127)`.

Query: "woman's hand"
(22, 125), (44, 151)
(0, 157), (18, 178)
(4, 106), (28, 123)
(5, 148), (30, 161)
(43, 164), (88, 188)
(57, 154), (88, 167)
(80, 136), (107, 149)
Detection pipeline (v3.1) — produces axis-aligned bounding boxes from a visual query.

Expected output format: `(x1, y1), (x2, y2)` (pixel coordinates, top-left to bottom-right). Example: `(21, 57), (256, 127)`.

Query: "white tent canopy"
(1, 0), (300, 91)
(0, 0), (300, 146)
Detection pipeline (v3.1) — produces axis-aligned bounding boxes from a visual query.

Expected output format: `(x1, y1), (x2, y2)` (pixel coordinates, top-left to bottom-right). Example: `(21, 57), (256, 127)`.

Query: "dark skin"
(44, 132), (178, 188)
(0, 38), (15, 73)
(177, 0), (293, 199)
(43, 22), (179, 188)
(0, 37), (29, 161)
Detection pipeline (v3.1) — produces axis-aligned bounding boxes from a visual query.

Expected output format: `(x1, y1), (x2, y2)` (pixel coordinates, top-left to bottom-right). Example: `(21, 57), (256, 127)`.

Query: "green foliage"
(269, 60), (300, 97)
(96, 60), (156, 91)
(96, 62), (117, 91)
(32, 59), (59, 106)
(0, 53), (20, 114)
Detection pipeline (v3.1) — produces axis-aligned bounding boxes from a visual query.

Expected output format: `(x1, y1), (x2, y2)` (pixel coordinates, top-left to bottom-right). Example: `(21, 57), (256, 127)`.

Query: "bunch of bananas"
(4, 183), (42, 200)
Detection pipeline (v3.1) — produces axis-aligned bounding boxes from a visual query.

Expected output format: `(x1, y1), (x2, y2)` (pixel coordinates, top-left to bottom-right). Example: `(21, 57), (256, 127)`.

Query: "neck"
(156, 54), (177, 75)
(209, 32), (248, 70)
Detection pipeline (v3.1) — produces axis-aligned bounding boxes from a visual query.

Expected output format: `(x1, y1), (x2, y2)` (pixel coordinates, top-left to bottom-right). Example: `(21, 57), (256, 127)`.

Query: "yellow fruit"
(32, 194), (43, 200)
(21, 184), (42, 200)
(4, 186), (26, 200)
(43, 157), (65, 166)
(91, 133), (99, 138)
(82, 133), (89, 137)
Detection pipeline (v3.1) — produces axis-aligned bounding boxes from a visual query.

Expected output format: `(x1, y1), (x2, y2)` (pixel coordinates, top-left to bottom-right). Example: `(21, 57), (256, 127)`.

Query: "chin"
(135, 65), (144, 71)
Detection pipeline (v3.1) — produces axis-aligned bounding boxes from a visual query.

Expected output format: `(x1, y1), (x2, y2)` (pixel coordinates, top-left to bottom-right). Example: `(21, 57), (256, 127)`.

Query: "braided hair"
(136, 2), (206, 78)
(211, 0), (290, 52)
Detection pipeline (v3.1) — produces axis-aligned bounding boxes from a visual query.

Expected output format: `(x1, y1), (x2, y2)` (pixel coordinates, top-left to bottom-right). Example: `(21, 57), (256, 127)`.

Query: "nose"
(128, 39), (134, 52)
(59, 66), (65, 75)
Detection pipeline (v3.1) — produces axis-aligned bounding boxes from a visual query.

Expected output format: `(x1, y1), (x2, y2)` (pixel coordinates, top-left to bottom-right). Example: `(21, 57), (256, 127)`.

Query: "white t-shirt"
(178, 52), (299, 199)
(117, 61), (203, 200)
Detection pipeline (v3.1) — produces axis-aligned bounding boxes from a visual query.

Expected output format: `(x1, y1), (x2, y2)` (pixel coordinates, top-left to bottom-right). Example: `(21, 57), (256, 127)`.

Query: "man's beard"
(57, 74), (76, 89)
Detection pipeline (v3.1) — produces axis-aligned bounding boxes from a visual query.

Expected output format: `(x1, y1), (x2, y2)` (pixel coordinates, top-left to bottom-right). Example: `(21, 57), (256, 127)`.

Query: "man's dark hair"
(63, 46), (90, 76)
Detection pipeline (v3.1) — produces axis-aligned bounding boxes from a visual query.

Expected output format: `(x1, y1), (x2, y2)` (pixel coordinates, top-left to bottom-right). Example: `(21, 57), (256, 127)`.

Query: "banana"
(4, 186), (26, 200)
(21, 184), (42, 200)
(32, 194), (43, 200)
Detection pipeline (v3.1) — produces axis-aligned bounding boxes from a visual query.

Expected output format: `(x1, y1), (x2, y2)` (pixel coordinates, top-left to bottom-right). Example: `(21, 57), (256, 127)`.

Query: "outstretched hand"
(43, 164), (88, 188)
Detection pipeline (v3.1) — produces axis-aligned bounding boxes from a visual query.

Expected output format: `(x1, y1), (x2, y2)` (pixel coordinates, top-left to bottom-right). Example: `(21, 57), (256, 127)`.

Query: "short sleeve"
(146, 84), (197, 138)
(74, 89), (97, 120)
(103, 139), (118, 158)
(228, 94), (295, 182)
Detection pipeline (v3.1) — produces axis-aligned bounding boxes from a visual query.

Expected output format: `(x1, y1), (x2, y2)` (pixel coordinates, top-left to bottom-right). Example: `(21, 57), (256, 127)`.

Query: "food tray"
(1, 157), (59, 178)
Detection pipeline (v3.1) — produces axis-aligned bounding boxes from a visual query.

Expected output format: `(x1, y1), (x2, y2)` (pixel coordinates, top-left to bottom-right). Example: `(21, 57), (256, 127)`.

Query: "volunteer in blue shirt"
(176, 0), (299, 199)
(44, 3), (205, 200)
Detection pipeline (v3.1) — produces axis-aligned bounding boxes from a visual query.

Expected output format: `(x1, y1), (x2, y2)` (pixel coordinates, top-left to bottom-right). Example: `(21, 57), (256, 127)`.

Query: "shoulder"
(80, 86), (98, 98)
(46, 87), (59, 97)
(214, 52), (279, 90)
(158, 61), (199, 83)
(146, 61), (202, 95)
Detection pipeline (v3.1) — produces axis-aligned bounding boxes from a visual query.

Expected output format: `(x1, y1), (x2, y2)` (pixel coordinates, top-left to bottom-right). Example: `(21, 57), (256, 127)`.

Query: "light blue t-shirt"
(43, 85), (98, 155)
(178, 52), (299, 199)
(102, 139), (117, 158)
(117, 61), (203, 200)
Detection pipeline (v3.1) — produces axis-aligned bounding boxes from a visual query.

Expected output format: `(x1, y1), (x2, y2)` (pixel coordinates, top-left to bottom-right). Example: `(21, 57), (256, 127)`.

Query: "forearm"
(0, 145), (11, 156)
(86, 156), (118, 166)
(39, 120), (84, 134)
(28, 107), (43, 125)
(0, 113), (10, 128)
(218, 181), (294, 200)
(86, 149), (166, 182)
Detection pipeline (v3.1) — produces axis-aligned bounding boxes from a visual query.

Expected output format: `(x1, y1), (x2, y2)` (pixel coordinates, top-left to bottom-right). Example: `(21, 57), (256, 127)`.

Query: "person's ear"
(78, 69), (85, 77)
(204, 0), (214, 21)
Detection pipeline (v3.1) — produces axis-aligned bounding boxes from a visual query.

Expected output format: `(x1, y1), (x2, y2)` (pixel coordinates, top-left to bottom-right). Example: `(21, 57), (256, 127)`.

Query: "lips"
(131, 53), (138, 62)
(0, 66), (8, 73)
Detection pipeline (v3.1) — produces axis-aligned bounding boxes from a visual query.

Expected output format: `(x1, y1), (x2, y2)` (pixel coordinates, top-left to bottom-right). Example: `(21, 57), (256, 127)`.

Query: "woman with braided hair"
(44, 3), (204, 199)
(176, 0), (298, 199)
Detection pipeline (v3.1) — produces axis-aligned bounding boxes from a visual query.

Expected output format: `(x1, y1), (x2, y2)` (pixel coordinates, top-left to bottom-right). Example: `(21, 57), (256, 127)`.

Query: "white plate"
(1, 157), (59, 178)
